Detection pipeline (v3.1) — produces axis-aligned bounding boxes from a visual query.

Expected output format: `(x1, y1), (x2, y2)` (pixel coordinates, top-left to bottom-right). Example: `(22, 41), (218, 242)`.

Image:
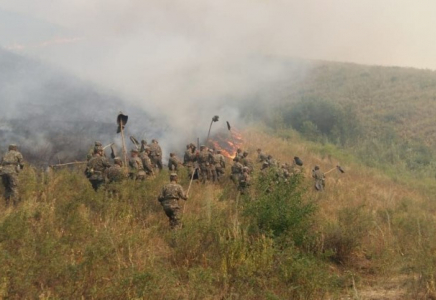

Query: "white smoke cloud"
(2, 0), (436, 161)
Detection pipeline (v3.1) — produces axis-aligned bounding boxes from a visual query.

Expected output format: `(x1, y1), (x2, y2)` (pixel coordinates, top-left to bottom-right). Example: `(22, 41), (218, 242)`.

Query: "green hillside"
(1, 61), (436, 299)
(242, 60), (436, 179)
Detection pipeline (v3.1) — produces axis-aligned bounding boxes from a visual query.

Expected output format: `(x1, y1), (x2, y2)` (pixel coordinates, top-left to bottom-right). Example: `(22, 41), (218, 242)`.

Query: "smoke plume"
(1, 1), (435, 164)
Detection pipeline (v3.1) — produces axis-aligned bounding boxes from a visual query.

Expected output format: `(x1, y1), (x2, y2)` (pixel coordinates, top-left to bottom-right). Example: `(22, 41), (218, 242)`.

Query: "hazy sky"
(1, 0), (436, 137)
(2, 0), (435, 69)
(1, 0), (436, 161)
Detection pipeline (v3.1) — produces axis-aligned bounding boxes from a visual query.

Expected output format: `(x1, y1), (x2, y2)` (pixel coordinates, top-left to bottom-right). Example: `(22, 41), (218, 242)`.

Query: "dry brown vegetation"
(0, 127), (435, 299)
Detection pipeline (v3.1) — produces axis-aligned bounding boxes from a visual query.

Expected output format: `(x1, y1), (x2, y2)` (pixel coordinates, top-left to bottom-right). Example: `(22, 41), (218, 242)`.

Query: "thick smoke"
(2, 1), (434, 164)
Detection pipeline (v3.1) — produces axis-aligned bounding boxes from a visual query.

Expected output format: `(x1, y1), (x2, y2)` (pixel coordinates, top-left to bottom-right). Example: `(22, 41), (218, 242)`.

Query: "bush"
(281, 98), (362, 146)
(243, 171), (316, 246)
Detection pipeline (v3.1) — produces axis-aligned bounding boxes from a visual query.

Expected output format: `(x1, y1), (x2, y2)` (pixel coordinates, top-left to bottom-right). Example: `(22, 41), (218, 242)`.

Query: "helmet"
(8, 144), (17, 151)
(94, 146), (103, 153)
(95, 141), (102, 146)
(131, 149), (139, 153)
(314, 165), (320, 170)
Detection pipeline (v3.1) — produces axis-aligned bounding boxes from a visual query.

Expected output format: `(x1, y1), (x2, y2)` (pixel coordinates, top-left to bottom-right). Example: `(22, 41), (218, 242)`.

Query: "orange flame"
(209, 129), (243, 158)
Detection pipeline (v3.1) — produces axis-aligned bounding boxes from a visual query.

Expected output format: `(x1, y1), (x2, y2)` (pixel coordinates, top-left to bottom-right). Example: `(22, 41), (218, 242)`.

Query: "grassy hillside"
(0, 127), (435, 299)
(241, 60), (436, 179)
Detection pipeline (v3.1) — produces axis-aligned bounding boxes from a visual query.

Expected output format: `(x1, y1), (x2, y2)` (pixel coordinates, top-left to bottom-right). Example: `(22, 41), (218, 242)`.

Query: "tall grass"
(0, 127), (435, 298)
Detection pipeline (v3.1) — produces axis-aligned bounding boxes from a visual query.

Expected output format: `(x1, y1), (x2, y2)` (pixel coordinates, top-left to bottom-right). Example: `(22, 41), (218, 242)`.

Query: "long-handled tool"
(50, 161), (87, 168)
(117, 112), (129, 168)
(103, 143), (114, 150)
(324, 165), (345, 175)
(130, 136), (140, 150)
(226, 121), (237, 154)
(110, 144), (117, 159)
(206, 115), (219, 145)
(183, 167), (198, 214)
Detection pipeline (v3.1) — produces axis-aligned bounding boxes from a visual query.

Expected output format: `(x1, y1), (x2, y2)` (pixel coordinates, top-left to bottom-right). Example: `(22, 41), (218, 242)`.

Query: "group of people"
(0, 139), (328, 229)
(85, 139), (164, 190)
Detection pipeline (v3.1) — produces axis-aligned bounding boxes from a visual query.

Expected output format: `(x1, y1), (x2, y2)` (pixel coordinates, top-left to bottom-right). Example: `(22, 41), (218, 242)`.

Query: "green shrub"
(243, 172), (315, 246)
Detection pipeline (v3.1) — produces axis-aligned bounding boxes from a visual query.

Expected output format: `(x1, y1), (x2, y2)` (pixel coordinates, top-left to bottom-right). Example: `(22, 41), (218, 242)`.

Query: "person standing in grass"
(129, 149), (146, 180)
(238, 166), (251, 194)
(86, 146), (111, 191)
(0, 144), (24, 206)
(312, 165), (325, 191)
(168, 152), (182, 172)
(106, 157), (127, 183)
(158, 173), (188, 229)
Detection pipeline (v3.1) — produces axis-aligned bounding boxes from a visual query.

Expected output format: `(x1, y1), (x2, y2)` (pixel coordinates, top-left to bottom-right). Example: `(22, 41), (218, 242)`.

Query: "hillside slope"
(0, 127), (434, 299)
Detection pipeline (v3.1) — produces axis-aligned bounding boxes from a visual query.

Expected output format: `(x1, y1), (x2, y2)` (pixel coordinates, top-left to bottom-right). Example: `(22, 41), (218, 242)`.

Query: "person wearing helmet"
(140, 147), (154, 176)
(231, 156), (243, 185)
(207, 148), (218, 182)
(86, 146), (111, 191)
(213, 150), (226, 181)
(87, 141), (106, 161)
(129, 149), (146, 180)
(197, 145), (211, 183)
(183, 144), (197, 178)
(106, 157), (127, 183)
(168, 152), (182, 172)
(149, 139), (163, 170)
(312, 165), (325, 191)
(256, 148), (268, 163)
(233, 148), (243, 161)
(0, 144), (24, 205)
(238, 166), (251, 194)
(241, 151), (254, 173)
(140, 140), (148, 152)
(157, 173), (188, 229)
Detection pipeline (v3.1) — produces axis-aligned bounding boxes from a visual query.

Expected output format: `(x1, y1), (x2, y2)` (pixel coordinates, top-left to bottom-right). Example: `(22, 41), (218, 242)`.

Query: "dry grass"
(0, 128), (435, 299)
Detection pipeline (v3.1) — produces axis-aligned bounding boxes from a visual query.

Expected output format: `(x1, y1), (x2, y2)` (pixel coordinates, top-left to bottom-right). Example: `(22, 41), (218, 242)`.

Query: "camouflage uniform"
(213, 151), (226, 180)
(231, 158), (244, 184)
(197, 146), (211, 183)
(86, 151), (111, 191)
(106, 161), (126, 183)
(149, 140), (163, 170)
(87, 141), (105, 161)
(267, 155), (277, 167)
(140, 149), (154, 176)
(168, 153), (181, 172)
(183, 145), (196, 178)
(140, 140), (148, 152)
(238, 168), (251, 194)
(233, 149), (243, 161)
(241, 151), (254, 173)
(207, 149), (217, 182)
(0, 146), (24, 204)
(256, 149), (267, 163)
(129, 154), (146, 180)
(312, 166), (325, 191)
(158, 175), (188, 229)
